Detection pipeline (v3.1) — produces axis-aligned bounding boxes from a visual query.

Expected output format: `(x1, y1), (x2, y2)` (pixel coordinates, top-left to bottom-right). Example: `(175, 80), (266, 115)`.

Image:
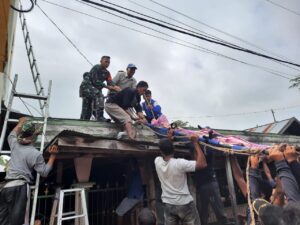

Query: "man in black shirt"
(105, 81), (148, 140)
(193, 145), (229, 225)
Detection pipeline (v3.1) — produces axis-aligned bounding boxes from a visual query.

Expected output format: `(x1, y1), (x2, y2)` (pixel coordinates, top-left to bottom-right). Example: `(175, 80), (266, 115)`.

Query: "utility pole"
(271, 109), (277, 122)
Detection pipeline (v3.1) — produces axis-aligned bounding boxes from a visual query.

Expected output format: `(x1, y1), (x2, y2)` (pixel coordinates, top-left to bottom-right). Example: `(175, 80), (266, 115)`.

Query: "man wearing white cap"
(109, 63), (138, 96)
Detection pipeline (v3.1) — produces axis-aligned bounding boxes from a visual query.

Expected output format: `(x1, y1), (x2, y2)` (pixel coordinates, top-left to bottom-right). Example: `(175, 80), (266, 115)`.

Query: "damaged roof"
(245, 117), (300, 135)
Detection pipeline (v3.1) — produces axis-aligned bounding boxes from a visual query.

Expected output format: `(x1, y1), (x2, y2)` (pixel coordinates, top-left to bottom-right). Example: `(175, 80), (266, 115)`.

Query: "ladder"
(19, 12), (45, 115)
(0, 74), (52, 225)
(50, 188), (89, 225)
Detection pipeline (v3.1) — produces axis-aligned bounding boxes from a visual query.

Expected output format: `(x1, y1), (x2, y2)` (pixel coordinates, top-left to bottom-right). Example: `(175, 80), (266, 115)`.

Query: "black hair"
(283, 202), (300, 225)
(259, 205), (285, 225)
(158, 138), (174, 156)
(101, 55), (110, 60)
(145, 90), (152, 96)
(136, 81), (149, 89)
(138, 208), (156, 225)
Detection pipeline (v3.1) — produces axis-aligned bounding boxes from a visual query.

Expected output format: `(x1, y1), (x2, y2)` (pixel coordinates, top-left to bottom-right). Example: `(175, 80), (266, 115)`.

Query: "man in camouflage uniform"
(80, 56), (120, 121)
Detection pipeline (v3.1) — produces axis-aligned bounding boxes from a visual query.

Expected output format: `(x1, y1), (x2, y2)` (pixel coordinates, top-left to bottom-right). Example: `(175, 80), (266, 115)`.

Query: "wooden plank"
(0, 0), (10, 72)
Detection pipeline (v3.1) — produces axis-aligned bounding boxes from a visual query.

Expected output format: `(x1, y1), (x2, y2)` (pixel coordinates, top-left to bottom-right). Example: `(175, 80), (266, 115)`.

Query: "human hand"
(284, 145), (298, 163)
(189, 135), (199, 143)
(147, 105), (153, 110)
(114, 86), (121, 92)
(48, 145), (59, 154)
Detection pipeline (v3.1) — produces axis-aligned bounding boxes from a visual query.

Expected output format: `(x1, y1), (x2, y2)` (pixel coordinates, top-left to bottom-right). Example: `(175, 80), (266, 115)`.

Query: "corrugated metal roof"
(246, 117), (297, 134)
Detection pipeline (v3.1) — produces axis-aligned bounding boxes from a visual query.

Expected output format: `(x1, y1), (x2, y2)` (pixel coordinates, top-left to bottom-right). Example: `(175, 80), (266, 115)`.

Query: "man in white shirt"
(154, 137), (207, 225)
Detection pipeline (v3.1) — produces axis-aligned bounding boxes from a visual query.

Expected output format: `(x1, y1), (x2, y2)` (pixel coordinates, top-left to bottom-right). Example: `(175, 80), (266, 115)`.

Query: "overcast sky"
(9, 0), (300, 130)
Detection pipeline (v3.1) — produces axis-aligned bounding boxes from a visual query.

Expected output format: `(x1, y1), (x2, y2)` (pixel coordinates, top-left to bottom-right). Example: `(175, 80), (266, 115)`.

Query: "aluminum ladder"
(50, 188), (89, 225)
(19, 11), (45, 114)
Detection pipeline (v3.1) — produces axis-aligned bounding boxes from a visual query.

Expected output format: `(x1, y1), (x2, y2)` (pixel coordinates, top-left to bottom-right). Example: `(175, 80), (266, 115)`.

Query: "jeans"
(164, 201), (200, 225)
(0, 184), (27, 225)
(196, 181), (228, 225)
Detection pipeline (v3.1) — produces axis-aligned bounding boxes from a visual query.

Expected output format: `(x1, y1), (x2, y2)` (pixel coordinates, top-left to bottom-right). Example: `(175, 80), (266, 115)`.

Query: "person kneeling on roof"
(142, 90), (169, 127)
(105, 81), (148, 140)
(0, 117), (58, 225)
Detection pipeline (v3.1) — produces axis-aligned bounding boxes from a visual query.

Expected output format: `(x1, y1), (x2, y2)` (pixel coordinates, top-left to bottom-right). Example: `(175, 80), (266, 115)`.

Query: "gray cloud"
(9, 0), (300, 130)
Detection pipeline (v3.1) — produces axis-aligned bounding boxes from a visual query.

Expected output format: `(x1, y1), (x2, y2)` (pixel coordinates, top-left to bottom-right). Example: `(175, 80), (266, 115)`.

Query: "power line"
(74, 0), (295, 79)
(43, 0), (294, 80)
(36, 3), (93, 66)
(81, 0), (300, 68)
(265, 0), (300, 17)
(147, 0), (300, 69)
(169, 104), (300, 119)
(129, 0), (300, 73)
(97, 0), (238, 47)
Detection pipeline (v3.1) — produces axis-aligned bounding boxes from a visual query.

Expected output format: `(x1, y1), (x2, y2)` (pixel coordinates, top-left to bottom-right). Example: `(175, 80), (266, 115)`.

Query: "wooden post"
(225, 154), (239, 224)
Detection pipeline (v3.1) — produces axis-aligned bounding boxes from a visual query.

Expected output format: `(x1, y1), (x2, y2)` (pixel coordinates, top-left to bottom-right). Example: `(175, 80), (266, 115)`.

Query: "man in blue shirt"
(142, 90), (162, 123)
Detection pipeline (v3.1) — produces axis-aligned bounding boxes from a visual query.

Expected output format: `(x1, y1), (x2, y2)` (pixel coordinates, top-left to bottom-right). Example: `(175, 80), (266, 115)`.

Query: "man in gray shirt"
(0, 117), (58, 225)
(109, 63), (138, 96)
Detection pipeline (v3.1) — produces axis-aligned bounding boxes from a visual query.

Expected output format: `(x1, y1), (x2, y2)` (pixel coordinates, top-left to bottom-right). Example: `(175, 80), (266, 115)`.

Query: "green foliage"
(290, 76), (300, 89)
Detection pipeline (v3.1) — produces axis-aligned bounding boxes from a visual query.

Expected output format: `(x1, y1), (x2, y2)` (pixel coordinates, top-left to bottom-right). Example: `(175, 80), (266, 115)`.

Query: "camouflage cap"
(17, 121), (42, 144)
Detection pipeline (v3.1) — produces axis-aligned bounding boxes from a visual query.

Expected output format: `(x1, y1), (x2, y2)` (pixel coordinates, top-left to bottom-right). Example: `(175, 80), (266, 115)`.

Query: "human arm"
(8, 117), (27, 149)
(269, 146), (300, 202)
(34, 145), (58, 177)
(230, 155), (247, 198)
(105, 73), (121, 91)
(190, 135), (207, 169)
(249, 155), (262, 200)
(284, 145), (300, 188)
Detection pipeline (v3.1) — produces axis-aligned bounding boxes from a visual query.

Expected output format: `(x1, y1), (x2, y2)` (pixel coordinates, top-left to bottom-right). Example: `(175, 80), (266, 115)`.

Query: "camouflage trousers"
(80, 94), (104, 120)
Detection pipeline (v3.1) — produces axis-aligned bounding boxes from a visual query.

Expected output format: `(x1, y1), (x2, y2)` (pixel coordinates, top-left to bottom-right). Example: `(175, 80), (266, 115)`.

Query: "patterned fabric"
(79, 72), (100, 98)
(89, 64), (113, 89)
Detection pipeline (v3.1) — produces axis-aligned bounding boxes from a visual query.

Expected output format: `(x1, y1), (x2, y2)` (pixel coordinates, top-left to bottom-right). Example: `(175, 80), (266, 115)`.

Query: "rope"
(246, 157), (255, 225)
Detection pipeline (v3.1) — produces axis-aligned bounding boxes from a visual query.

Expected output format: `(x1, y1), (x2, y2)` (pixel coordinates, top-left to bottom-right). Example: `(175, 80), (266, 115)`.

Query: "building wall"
(0, 0), (17, 110)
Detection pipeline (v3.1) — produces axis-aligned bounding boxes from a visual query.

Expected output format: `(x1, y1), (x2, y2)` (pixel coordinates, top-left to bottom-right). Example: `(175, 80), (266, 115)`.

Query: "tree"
(290, 76), (300, 89)
(172, 120), (189, 127)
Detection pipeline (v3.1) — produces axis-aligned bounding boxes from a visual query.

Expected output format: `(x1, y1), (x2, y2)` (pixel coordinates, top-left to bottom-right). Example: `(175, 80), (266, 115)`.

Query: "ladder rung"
(28, 46), (32, 56)
(7, 119), (44, 124)
(55, 211), (76, 217)
(0, 150), (11, 154)
(30, 185), (37, 190)
(38, 88), (44, 95)
(30, 60), (36, 69)
(8, 118), (18, 123)
(14, 92), (48, 100)
(61, 214), (86, 221)
(61, 188), (84, 193)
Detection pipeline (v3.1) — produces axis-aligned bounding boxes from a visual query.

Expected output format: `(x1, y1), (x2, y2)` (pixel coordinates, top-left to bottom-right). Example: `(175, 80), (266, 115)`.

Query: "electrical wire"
(36, 3), (93, 66)
(11, 0), (35, 13)
(129, 0), (300, 73)
(97, 0), (238, 47)
(80, 0), (300, 67)
(147, 0), (300, 68)
(42, 0), (295, 80)
(168, 104), (300, 119)
(265, 0), (300, 17)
